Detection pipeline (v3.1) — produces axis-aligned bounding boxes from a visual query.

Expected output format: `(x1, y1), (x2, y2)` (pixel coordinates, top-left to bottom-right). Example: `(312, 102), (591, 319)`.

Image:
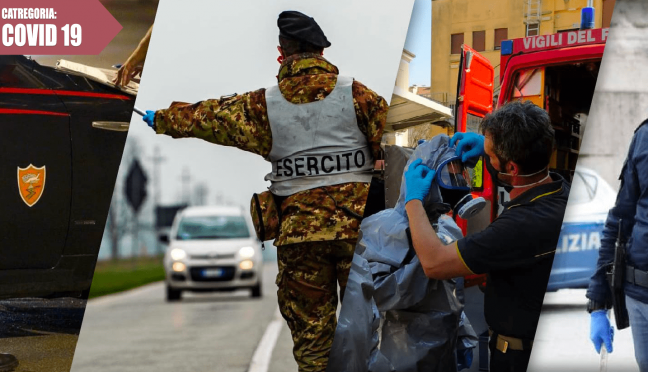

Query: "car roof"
(575, 166), (597, 176)
(180, 205), (245, 217)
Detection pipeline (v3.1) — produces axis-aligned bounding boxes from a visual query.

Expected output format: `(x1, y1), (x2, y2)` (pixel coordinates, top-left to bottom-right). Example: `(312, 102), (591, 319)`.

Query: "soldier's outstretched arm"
(151, 89), (273, 158)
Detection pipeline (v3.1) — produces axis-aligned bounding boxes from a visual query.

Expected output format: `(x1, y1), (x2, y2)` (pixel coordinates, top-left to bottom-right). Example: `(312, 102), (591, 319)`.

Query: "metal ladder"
(525, 0), (542, 36)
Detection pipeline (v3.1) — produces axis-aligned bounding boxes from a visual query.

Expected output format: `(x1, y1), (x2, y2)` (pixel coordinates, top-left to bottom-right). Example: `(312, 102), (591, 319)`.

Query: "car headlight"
(239, 246), (255, 259)
(170, 248), (187, 261)
(172, 262), (186, 272)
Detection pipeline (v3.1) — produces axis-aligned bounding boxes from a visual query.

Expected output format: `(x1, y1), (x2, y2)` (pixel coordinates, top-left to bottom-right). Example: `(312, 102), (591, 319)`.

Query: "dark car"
(0, 55), (133, 299)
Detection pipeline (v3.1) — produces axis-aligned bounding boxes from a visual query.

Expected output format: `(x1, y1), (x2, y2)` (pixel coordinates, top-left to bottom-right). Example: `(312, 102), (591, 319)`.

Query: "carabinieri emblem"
(17, 164), (46, 207)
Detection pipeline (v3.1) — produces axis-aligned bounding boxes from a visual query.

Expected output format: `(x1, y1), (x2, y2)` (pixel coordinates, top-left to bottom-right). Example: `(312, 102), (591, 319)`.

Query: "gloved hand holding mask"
(404, 159), (436, 204)
(450, 132), (485, 165)
(400, 135), (486, 220)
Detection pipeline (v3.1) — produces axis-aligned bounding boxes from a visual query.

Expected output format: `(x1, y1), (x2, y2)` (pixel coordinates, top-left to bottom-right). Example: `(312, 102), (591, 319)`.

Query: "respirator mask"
(434, 156), (486, 219)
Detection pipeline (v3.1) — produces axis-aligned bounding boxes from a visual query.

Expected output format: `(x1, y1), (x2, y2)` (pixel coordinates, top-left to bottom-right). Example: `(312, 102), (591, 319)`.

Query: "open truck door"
(455, 45), (495, 288)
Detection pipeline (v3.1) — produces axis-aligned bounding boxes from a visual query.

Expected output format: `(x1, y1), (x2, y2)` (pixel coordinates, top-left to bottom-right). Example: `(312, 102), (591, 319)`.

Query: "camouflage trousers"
(276, 239), (356, 372)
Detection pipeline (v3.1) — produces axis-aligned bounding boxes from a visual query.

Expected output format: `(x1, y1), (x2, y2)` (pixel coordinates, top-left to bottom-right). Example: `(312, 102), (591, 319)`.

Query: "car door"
(548, 170), (603, 290)
(0, 56), (72, 270)
(454, 45), (495, 287)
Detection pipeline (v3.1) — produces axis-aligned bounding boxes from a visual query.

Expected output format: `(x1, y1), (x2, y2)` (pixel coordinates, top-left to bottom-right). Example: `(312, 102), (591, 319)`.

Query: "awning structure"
(386, 86), (453, 132)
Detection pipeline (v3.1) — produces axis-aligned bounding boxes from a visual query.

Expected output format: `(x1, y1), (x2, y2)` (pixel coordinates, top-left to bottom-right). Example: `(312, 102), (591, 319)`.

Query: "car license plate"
(202, 268), (224, 278)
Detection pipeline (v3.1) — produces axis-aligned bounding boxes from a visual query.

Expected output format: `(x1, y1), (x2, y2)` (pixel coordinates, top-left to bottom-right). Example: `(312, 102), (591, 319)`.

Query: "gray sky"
(127, 0), (415, 208)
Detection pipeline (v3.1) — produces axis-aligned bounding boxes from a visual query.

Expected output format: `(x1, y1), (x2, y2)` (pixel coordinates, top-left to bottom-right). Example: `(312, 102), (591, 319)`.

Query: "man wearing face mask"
(403, 101), (569, 372)
(140, 11), (387, 372)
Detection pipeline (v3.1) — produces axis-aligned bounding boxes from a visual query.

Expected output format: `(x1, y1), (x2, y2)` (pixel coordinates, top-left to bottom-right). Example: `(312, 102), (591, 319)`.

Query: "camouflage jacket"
(154, 53), (387, 246)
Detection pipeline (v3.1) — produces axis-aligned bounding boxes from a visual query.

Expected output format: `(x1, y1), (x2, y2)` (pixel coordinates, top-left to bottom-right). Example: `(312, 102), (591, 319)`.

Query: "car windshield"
(176, 215), (250, 240)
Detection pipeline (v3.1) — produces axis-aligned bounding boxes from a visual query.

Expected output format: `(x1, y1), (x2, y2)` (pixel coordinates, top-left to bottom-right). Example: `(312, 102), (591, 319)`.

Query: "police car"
(547, 167), (617, 291)
(163, 206), (263, 301)
(0, 55), (133, 299)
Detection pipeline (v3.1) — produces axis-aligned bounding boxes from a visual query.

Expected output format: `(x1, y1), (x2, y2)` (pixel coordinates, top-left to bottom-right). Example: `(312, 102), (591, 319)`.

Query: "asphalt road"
(528, 289), (638, 372)
(70, 263), (298, 372)
(0, 297), (86, 372)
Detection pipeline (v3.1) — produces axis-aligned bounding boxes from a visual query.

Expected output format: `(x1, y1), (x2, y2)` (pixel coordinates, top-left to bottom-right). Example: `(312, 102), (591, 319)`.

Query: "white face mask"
(499, 167), (550, 189)
(485, 157), (550, 191)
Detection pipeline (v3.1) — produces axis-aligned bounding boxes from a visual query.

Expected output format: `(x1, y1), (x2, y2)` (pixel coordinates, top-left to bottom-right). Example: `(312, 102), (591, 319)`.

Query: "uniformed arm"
(153, 89), (273, 158)
(587, 127), (647, 303)
(352, 81), (387, 161)
(405, 200), (474, 280)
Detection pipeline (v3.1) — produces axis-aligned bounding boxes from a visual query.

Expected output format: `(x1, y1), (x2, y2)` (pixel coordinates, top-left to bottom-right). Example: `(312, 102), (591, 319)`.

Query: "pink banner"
(0, 0), (121, 55)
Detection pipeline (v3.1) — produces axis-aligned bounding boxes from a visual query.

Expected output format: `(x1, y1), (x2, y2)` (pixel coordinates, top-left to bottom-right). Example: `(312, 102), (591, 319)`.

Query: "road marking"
(248, 306), (283, 372)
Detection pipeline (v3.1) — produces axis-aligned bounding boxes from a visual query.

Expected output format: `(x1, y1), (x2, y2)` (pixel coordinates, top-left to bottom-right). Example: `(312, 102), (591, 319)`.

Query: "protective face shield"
(435, 156), (486, 219)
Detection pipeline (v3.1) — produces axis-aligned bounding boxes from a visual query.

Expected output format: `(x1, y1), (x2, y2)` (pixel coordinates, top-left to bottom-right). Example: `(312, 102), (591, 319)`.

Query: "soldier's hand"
(404, 159), (436, 204)
(590, 310), (614, 353)
(143, 110), (156, 128)
(450, 132), (485, 163)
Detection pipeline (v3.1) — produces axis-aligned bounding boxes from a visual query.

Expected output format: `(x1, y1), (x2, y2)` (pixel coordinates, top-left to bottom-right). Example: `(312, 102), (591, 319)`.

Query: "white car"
(548, 166), (617, 291)
(163, 206), (263, 301)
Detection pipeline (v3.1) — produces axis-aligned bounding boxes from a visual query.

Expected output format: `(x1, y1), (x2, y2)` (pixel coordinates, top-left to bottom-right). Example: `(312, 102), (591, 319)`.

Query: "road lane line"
(248, 306), (283, 372)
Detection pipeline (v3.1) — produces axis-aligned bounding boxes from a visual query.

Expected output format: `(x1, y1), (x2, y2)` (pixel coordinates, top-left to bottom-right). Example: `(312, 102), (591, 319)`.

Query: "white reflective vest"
(264, 76), (374, 196)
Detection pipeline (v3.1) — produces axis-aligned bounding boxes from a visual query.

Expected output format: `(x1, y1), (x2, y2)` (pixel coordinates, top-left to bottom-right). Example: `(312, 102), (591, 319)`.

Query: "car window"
(176, 215), (250, 240)
(0, 57), (44, 88)
(568, 171), (597, 204)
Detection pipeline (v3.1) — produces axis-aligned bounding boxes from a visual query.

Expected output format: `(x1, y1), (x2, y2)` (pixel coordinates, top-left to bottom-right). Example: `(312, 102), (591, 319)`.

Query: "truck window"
(513, 68), (543, 107)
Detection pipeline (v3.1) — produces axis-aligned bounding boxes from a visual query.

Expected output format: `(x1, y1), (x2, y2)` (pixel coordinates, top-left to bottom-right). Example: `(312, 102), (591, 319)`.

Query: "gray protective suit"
(327, 135), (478, 372)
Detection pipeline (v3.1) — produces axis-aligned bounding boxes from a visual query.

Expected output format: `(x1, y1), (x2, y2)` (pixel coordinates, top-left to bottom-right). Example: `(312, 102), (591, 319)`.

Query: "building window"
(494, 28), (508, 50)
(451, 33), (464, 54)
(473, 31), (485, 52)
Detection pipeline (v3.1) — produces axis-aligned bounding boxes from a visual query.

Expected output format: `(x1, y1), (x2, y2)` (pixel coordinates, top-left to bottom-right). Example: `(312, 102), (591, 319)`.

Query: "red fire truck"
(455, 23), (608, 371)
(457, 28), (607, 287)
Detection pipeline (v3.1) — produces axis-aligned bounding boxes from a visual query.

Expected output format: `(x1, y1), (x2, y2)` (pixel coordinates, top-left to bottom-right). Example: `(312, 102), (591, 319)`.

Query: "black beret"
(277, 11), (331, 48)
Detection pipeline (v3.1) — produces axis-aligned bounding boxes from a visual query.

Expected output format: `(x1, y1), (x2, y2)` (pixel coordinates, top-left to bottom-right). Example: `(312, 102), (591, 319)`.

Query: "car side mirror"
(159, 233), (169, 244)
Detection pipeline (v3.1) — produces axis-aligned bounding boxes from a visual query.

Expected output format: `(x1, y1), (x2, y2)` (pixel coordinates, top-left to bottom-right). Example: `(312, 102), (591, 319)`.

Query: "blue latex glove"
(143, 110), (156, 128)
(590, 310), (614, 354)
(404, 159), (436, 204)
(450, 132), (485, 163)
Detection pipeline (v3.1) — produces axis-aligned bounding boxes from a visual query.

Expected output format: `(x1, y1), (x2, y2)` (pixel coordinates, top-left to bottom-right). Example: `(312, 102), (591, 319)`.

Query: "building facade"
(430, 0), (616, 107)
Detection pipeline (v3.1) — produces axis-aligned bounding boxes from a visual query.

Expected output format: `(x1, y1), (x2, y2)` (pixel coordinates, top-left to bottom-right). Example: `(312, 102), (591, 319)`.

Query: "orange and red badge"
(17, 165), (46, 207)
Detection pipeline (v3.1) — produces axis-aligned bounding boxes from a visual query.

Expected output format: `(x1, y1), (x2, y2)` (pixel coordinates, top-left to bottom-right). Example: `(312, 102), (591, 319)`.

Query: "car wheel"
(166, 285), (182, 302)
(251, 282), (262, 298)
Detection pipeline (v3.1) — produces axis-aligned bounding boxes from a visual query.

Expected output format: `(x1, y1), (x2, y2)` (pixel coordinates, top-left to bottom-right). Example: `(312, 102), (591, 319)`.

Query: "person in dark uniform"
(403, 101), (569, 372)
(587, 120), (648, 372)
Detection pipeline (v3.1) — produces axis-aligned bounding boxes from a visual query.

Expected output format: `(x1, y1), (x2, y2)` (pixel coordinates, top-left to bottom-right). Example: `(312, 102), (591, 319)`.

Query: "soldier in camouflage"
(143, 11), (387, 372)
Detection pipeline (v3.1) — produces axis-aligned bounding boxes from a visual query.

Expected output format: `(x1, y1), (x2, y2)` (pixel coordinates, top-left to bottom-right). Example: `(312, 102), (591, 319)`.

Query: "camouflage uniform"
(154, 53), (387, 372)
